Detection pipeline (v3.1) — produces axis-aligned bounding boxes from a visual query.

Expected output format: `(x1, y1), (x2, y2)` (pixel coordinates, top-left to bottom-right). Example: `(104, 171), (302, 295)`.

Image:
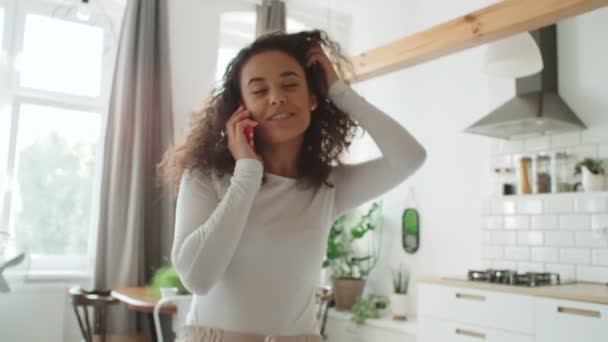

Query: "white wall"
(345, 0), (495, 313)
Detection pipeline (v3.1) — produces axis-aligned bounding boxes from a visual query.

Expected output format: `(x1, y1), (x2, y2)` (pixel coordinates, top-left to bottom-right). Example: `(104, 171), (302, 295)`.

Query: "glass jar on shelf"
(552, 152), (575, 192)
(535, 154), (552, 194)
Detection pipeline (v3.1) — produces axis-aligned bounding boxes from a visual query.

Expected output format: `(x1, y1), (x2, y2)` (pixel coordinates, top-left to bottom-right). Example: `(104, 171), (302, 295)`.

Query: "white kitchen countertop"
(327, 308), (417, 335)
(419, 276), (608, 305)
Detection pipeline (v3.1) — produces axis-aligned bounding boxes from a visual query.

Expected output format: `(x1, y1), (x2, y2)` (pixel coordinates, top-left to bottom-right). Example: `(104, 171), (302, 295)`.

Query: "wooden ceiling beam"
(346, 0), (608, 82)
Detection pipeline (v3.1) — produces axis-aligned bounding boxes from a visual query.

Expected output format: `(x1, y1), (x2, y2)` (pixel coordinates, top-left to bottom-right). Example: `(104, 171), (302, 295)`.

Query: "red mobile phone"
(240, 101), (255, 149)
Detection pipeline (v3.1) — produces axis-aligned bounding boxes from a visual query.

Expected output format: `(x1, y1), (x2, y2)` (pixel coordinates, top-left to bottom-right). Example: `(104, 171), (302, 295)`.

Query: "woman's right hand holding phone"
(226, 106), (262, 163)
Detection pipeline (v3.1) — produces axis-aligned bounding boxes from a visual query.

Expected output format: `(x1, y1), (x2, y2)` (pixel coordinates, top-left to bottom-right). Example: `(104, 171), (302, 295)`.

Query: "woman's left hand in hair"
(306, 44), (339, 95)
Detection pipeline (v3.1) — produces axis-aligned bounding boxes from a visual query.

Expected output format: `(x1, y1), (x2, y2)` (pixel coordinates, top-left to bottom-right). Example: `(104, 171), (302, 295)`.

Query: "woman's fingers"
(226, 107), (250, 137)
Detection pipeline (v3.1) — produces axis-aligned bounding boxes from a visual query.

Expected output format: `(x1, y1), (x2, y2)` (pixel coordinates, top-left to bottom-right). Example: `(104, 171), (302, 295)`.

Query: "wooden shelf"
(346, 0), (608, 82)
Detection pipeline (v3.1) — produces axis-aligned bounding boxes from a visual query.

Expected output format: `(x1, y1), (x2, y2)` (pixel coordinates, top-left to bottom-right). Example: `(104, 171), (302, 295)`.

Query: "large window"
(0, 0), (121, 274)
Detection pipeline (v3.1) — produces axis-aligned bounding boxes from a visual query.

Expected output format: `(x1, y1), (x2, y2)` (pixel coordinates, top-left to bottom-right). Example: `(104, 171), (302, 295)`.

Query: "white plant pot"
(582, 166), (605, 192)
(390, 293), (409, 320)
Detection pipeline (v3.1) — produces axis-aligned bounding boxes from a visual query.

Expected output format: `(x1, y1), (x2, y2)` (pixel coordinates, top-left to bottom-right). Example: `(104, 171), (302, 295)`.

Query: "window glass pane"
(11, 104), (100, 256)
(0, 7), (5, 49)
(18, 14), (104, 96)
(215, 12), (255, 81)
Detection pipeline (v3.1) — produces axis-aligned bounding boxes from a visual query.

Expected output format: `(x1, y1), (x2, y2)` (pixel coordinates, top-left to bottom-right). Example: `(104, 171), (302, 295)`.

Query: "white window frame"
(0, 0), (118, 274)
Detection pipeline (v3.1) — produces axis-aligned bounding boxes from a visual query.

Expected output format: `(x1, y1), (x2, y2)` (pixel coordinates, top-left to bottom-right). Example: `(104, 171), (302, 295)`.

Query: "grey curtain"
(93, 0), (175, 335)
(256, 0), (286, 37)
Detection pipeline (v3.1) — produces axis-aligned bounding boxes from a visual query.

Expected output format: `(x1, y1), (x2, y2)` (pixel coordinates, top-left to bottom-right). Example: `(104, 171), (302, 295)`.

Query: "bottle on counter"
(518, 157), (532, 195)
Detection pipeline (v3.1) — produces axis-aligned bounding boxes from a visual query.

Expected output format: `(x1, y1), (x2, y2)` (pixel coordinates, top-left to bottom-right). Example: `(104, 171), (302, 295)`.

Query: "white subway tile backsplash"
(567, 145), (598, 160)
(591, 215), (608, 229)
(525, 136), (551, 151)
(517, 232), (544, 245)
(530, 215), (559, 230)
(490, 199), (517, 215)
(559, 248), (591, 264)
(482, 201), (492, 215)
(491, 155), (514, 169)
(531, 247), (559, 262)
(517, 262), (544, 272)
(483, 232), (492, 244)
(581, 125), (608, 144)
(574, 197), (608, 213)
(576, 265), (608, 283)
(592, 250), (608, 266)
(599, 143), (608, 158)
(490, 231), (517, 245)
(483, 246), (505, 259)
(575, 232), (608, 248)
(483, 216), (504, 230)
(493, 260), (517, 269)
(551, 132), (581, 148)
(483, 167), (608, 281)
(504, 247), (530, 261)
(558, 215), (591, 230)
(517, 199), (543, 214)
(504, 216), (529, 230)
(545, 232), (575, 247)
(543, 197), (574, 213)
(501, 140), (525, 154)
(546, 264), (576, 281)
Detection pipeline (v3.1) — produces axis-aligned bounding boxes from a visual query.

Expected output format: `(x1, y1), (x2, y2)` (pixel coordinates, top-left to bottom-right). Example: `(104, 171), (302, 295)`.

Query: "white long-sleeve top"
(171, 81), (426, 336)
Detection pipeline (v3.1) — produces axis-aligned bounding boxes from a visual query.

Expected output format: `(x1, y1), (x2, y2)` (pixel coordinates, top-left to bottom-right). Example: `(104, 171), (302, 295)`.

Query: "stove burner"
(467, 269), (560, 287)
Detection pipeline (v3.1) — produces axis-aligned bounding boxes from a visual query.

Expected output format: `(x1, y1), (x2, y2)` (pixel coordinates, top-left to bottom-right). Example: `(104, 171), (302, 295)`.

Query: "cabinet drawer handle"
(455, 293), (486, 301)
(557, 306), (601, 319)
(455, 328), (486, 339)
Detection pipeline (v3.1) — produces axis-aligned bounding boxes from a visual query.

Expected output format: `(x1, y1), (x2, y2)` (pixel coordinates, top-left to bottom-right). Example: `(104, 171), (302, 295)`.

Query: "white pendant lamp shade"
(482, 32), (543, 78)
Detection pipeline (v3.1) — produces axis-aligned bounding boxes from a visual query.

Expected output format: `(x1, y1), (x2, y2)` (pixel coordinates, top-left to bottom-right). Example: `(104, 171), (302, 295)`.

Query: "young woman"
(160, 30), (426, 342)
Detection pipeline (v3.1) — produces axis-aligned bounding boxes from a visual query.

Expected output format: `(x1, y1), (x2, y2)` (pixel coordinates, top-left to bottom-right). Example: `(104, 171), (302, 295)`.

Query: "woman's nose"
(269, 90), (287, 106)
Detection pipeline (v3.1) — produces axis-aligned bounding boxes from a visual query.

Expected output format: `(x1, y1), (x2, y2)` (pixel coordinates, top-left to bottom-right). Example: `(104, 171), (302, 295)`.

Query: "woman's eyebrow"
(280, 71), (301, 78)
(247, 71), (301, 86)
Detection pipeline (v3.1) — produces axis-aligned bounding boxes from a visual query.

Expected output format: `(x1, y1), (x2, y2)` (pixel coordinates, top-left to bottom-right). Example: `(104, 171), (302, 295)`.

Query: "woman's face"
(239, 50), (317, 147)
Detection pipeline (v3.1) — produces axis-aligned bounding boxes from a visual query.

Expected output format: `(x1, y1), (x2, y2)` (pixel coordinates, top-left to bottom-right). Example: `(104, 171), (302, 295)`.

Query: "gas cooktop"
(467, 269), (561, 287)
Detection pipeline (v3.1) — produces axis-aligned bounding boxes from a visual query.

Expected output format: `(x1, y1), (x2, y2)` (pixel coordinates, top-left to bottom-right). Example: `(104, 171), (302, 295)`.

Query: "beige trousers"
(175, 326), (322, 342)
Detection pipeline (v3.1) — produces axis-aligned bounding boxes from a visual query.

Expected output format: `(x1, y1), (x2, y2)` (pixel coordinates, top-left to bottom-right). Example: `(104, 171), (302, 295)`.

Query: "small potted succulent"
(390, 264), (410, 320)
(574, 158), (605, 192)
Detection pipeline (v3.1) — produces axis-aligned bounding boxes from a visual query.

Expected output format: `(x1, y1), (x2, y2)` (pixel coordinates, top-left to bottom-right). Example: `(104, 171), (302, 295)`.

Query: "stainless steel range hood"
(465, 25), (586, 140)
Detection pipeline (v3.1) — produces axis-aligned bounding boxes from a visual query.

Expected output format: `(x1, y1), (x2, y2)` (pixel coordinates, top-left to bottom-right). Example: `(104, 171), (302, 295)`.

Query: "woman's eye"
(251, 89), (267, 95)
(284, 83), (298, 89)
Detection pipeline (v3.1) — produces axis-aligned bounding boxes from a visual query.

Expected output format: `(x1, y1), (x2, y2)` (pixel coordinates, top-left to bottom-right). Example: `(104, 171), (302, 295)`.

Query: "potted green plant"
(323, 201), (383, 311)
(574, 158), (605, 192)
(147, 265), (190, 297)
(390, 264), (410, 320)
(349, 294), (389, 326)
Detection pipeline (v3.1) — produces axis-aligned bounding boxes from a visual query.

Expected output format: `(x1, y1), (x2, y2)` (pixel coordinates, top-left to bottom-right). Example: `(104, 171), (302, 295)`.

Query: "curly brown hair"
(159, 30), (360, 192)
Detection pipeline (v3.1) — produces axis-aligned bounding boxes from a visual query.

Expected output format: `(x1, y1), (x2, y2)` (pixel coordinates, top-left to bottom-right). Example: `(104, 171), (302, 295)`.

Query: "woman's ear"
(309, 95), (318, 111)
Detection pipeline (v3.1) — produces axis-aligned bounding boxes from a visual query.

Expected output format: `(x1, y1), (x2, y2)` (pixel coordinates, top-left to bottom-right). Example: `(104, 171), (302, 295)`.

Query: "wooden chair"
(316, 286), (334, 339)
(68, 286), (128, 342)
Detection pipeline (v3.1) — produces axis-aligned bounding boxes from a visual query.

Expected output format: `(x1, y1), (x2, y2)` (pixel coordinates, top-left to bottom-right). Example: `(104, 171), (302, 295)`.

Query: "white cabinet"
(418, 283), (535, 342)
(324, 310), (416, 342)
(535, 297), (608, 342)
(419, 283), (535, 334)
(419, 318), (535, 342)
(418, 282), (608, 342)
